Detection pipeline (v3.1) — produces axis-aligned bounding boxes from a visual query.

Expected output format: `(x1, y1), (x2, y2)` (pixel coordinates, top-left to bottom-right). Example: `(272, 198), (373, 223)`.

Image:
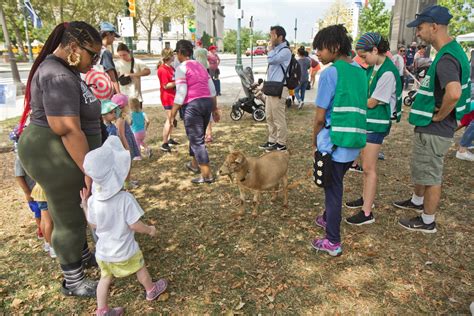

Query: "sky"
(223, 0), (395, 43)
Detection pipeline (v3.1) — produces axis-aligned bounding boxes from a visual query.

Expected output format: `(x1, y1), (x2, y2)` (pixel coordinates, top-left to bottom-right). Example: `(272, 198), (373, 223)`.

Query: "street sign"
(235, 9), (244, 19)
(117, 16), (134, 37)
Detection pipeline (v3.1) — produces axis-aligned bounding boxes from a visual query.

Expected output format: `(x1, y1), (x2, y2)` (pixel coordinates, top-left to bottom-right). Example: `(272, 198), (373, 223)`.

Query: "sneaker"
(185, 162), (200, 174)
(160, 143), (171, 152)
(61, 278), (98, 297)
(378, 152), (385, 160)
(345, 210), (375, 225)
(191, 176), (215, 184)
(398, 216), (437, 233)
(298, 101), (304, 110)
(37, 227), (44, 240)
(345, 197), (363, 209)
(146, 279), (168, 301)
(96, 307), (124, 316)
(275, 143), (287, 151)
(43, 242), (50, 252)
(259, 141), (276, 150)
(456, 150), (474, 161)
(49, 247), (57, 258)
(314, 215), (326, 229)
(311, 238), (342, 257)
(349, 164), (363, 173)
(393, 198), (423, 213)
(168, 138), (180, 146)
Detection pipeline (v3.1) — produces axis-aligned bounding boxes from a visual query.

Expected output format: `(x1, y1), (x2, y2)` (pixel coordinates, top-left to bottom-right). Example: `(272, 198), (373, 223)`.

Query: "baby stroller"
(404, 58), (432, 106)
(230, 66), (266, 122)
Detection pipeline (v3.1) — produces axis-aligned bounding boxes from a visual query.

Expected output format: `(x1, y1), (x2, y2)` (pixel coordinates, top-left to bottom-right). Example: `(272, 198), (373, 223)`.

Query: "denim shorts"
(37, 201), (48, 211)
(366, 131), (388, 145)
(163, 105), (172, 110)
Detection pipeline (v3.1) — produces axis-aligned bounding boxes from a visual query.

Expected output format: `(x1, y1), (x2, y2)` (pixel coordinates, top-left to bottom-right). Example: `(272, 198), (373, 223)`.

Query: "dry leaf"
(10, 298), (23, 309)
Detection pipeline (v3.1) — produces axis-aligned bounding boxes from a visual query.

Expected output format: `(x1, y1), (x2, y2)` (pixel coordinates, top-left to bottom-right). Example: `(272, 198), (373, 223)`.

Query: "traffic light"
(126, 0), (136, 17)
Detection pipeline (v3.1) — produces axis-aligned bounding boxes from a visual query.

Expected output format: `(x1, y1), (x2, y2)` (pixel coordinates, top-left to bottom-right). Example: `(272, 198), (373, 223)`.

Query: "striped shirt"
(174, 60), (216, 105)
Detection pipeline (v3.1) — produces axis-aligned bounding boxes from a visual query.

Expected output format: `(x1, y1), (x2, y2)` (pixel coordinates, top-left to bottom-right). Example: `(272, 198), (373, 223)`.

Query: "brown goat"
(218, 150), (289, 215)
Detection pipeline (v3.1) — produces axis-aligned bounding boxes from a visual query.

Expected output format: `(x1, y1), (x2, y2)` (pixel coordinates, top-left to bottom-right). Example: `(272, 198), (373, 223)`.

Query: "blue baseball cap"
(99, 21), (120, 37)
(407, 5), (453, 27)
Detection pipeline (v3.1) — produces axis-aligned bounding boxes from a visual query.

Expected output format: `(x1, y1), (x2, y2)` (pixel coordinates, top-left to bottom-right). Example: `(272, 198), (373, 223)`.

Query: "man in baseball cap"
(99, 21), (121, 38)
(394, 5), (471, 233)
(99, 21), (121, 94)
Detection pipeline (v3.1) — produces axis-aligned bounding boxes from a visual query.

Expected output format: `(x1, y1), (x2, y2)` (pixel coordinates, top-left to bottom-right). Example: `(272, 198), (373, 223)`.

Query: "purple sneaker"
(314, 215), (327, 229)
(311, 238), (342, 257)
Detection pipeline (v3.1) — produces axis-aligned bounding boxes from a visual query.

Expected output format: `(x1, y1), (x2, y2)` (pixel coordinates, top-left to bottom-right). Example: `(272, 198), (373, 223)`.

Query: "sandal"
(61, 278), (97, 297)
(96, 307), (124, 316)
(146, 279), (168, 301)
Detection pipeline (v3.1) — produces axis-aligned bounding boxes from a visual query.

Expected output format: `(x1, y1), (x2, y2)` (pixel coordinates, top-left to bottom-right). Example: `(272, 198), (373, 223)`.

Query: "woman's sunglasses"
(80, 45), (100, 64)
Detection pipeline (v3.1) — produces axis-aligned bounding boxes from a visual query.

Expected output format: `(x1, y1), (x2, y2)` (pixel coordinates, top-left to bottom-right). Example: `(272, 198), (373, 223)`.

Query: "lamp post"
(235, 0), (243, 71)
(20, 0), (33, 63)
(294, 18), (297, 50)
(250, 15), (254, 69)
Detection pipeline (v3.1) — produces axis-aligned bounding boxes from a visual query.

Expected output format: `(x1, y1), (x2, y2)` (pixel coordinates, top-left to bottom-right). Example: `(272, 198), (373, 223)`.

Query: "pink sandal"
(146, 279), (168, 301)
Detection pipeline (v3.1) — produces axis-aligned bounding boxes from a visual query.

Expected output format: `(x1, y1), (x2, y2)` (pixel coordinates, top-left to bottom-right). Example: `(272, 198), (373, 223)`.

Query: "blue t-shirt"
(315, 63), (362, 163)
(131, 112), (146, 133)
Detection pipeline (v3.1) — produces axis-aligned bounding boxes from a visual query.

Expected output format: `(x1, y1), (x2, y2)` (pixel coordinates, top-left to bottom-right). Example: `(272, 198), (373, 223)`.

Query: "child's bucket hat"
(83, 136), (131, 200)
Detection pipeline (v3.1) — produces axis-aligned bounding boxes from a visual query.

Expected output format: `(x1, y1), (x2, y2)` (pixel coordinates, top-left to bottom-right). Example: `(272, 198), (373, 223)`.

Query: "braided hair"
(312, 24), (352, 56)
(19, 21), (101, 133)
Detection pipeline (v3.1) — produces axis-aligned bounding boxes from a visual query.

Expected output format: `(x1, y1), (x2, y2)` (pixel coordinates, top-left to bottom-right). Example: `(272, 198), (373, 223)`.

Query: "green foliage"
(223, 27), (268, 53)
(358, 0), (391, 38)
(201, 31), (211, 48)
(438, 0), (474, 38)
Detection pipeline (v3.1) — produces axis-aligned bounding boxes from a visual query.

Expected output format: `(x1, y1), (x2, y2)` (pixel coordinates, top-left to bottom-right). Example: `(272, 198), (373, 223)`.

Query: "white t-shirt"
(115, 58), (149, 101)
(371, 63), (397, 117)
(87, 191), (144, 262)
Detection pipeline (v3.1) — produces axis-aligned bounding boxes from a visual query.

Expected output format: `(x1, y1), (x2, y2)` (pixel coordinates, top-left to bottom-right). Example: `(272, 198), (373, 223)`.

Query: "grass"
(0, 105), (473, 314)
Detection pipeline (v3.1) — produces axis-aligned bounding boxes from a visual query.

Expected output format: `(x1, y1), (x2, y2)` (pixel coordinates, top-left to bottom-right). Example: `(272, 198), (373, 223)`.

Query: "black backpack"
(280, 47), (301, 90)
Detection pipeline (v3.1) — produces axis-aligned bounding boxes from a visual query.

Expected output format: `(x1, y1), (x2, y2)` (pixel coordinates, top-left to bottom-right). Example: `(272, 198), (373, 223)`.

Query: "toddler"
(129, 97), (151, 157)
(81, 136), (168, 316)
(31, 183), (56, 258)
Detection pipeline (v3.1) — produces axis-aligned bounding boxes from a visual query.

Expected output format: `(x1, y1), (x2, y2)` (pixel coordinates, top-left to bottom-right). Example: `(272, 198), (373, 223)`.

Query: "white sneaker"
(456, 150), (474, 161)
(49, 247), (57, 258)
(43, 242), (50, 252)
(298, 101), (304, 109)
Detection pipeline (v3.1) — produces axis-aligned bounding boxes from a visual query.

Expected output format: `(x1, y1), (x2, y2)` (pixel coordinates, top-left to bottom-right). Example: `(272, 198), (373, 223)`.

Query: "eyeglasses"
(80, 45), (100, 64)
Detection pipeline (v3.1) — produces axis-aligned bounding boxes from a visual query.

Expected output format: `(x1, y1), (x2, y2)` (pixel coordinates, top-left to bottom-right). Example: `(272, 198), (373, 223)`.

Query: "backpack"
(280, 47), (301, 90)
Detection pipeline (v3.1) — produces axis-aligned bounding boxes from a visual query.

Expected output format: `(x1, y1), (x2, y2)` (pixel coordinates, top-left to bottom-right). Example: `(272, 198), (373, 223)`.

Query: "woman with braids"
(169, 40), (220, 184)
(344, 32), (402, 225)
(310, 25), (367, 257)
(17, 21), (103, 297)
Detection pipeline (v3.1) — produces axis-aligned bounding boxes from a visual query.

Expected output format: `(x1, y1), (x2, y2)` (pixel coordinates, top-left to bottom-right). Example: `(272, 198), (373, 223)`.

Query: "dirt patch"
(0, 105), (473, 314)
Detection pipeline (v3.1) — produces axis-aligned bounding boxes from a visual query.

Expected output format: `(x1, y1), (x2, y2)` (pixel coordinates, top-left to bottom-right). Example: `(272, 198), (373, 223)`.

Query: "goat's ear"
(235, 153), (244, 164)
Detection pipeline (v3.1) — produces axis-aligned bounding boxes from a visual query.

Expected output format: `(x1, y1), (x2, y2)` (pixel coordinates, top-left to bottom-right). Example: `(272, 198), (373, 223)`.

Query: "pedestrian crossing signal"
(126, 0), (136, 17)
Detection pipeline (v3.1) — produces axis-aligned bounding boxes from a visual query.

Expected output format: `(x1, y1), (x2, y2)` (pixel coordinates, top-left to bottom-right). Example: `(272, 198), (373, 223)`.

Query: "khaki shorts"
(97, 250), (145, 278)
(411, 132), (452, 186)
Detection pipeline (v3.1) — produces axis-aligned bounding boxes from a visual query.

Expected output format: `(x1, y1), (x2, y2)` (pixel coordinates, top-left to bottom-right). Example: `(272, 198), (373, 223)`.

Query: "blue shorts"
(28, 201), (41, 219)
(37, 201), (48, 211)
(163, 105), (172, 110)
(366, 131), (388, 145)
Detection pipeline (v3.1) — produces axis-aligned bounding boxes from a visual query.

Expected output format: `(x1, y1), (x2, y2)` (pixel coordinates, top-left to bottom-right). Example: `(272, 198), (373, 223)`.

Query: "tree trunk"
(12, 21), (28, 61)
(147, 28), (152, 54)
(59, 0), (64, 22)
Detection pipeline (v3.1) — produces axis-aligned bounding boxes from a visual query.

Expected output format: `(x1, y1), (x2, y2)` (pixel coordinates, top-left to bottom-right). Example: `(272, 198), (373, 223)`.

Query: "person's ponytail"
(19, 23), (68, 134)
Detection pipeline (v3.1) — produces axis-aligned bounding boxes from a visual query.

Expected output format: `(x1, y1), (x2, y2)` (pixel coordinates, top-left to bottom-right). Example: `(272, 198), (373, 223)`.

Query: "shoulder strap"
(131, 57), (135, 74)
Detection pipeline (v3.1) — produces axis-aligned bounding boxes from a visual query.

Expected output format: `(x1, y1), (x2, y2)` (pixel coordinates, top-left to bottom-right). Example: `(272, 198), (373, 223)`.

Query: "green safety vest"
(330, 60), (368, 148)
(409, 40), (471, 126)
(366, 57), (403, 132)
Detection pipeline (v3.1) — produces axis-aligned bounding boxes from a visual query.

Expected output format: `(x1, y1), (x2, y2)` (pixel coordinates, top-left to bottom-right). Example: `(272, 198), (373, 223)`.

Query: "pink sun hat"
(111, 93), (129, 109)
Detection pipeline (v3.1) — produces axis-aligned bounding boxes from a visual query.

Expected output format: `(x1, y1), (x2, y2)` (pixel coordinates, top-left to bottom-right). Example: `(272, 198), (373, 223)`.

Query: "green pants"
(18, 124), (101, 265)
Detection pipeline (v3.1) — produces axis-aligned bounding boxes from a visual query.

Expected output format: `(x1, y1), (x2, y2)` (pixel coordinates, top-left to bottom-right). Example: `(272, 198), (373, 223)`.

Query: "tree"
(137, 0), (166, 53)
(223, 27), (269, 53)
(358, 0), (391, 38)
(201, 31), (211, 48)
(165, 0), (194, 40)
(439, 0), (474, 38)
(319, 0), (353, 35)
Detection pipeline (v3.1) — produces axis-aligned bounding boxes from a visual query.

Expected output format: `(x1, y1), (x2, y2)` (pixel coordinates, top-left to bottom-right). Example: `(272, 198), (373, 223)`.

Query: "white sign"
(117, 16), (134, 37)
(235, 9), (244, 19)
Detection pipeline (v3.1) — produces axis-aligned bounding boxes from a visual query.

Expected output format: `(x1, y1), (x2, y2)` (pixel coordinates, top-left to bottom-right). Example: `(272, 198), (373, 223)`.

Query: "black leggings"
(18, 124), (101, 265)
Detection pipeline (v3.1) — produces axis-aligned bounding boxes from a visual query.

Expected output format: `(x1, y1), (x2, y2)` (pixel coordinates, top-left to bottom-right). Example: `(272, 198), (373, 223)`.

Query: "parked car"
(245, 46), (266, 56)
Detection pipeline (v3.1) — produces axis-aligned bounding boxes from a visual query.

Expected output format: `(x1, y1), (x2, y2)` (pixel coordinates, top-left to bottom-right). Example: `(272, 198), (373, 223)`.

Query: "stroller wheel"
(230, 109), (244, 121)
(253, 107), (266, 122)
(403, 96), (413, 106)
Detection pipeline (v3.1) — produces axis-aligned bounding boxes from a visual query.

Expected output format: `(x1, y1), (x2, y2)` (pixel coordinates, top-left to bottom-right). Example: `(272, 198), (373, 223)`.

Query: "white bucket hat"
(83, 136), (131, 201)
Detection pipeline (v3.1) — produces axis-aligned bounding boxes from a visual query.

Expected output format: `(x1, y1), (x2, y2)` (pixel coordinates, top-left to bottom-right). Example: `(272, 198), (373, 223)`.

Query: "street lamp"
(235, 0), (243, 71)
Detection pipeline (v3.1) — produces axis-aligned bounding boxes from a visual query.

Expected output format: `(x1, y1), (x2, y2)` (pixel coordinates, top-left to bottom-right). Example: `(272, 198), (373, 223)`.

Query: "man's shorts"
(411, 132), (452, 186)
(37, 202), (48, 211)
(366, 131), (389, 145)
(97, 250), (145, 278)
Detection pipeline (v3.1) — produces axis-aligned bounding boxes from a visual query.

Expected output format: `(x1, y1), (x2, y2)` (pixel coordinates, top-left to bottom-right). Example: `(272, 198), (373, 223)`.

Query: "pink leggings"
(134, 130), (147, 148)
